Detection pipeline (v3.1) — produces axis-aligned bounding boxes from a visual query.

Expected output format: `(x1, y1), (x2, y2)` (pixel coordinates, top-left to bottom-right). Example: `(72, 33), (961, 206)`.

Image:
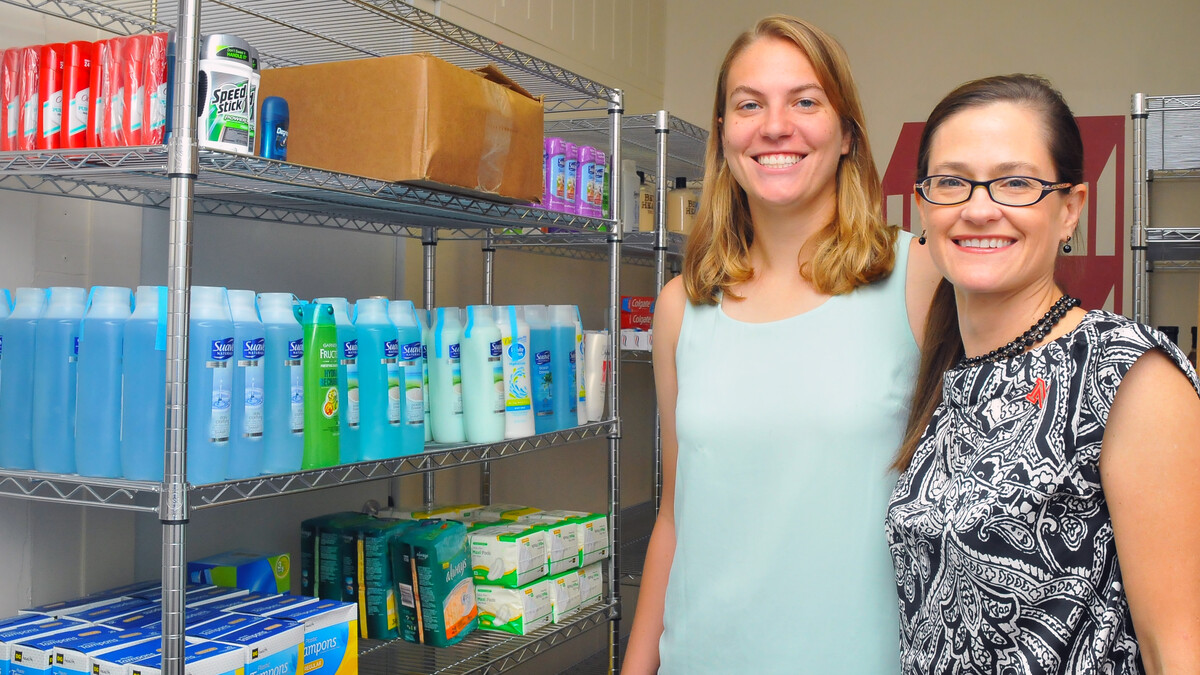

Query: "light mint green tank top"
(659, 231), (917, 674)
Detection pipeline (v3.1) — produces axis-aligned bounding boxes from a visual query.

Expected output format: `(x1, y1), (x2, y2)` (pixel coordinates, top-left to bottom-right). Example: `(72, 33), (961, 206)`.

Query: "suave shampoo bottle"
(429, 307), (465, 443)
(498, 306), (535, 439)
(461, 305), (505, 443)
(32, 286), (86, 473)
(74, 286), (132, 477)
(226, 289), (265, 480)
(296, 302), (339, 470)
(0, 288), (45, 469)
(120, 286), (166, 480)
(523, 305), (555, 434)
(354, 298), (402, 460)
(187, 286), (234, 484)
(387, 299), (426, 455)
(548, 305), (579, 431)
(259, 292), (304, 474)
(316, 297), (359, 464)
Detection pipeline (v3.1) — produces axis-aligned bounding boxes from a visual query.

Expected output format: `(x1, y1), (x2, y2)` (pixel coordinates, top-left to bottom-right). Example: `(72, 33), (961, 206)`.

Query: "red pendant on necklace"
(1026, 377), (1049, 409)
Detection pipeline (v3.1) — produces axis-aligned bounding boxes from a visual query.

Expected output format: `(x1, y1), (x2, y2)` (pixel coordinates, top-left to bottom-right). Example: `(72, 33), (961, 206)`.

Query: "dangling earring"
(918, 230), (927, 245)
(1062, 236), (1072, 254)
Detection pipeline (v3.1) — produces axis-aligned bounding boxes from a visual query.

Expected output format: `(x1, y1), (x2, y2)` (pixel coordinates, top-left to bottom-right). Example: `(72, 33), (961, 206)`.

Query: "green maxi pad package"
(340, 518), (415, 640)
(390, 520), (478, 647)
(300, 512), (360, 597)
(304, 513), (375, 600)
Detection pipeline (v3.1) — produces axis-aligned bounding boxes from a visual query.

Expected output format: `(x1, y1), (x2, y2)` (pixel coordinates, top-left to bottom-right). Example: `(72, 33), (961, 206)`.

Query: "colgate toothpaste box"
(620, 296), (654, 330)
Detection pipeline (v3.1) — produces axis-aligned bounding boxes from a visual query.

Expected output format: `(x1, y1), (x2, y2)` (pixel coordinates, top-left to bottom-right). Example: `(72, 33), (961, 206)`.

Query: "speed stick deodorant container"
(197, 34), (259, 154)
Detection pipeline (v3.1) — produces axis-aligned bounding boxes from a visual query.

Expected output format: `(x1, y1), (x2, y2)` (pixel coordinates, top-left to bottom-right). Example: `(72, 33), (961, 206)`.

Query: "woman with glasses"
(887, 74), (1200, 674)
(623, 14), (941, 674)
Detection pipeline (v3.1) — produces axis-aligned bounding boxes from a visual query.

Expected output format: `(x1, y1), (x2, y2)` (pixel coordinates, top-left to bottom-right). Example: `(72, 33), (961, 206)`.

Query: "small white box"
(547, 570), (582, 623)
(475, 579), (552, 636)
(469, 524), (548, 588)
(579, 563), (604, 606)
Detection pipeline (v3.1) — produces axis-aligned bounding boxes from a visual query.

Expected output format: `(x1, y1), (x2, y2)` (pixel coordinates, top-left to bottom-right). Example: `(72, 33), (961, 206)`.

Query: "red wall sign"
(880, 116), (1126, 313)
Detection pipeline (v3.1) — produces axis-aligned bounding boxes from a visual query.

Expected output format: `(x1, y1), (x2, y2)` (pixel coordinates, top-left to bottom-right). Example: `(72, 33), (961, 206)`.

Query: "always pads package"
(390, 520), (478, 647)
(474, 578), (551, 636)
(300, 512), (361, 598)
(468, 523), (547, 588)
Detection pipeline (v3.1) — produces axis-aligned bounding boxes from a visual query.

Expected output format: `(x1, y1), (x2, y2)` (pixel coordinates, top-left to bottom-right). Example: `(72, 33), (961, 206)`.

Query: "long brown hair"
(893, 74), (1085, 471)
(682, 15), (895, 304)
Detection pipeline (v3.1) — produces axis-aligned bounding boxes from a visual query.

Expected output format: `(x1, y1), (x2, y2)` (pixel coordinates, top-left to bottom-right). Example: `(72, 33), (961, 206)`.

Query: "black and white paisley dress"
(886, 310), (1200, 674)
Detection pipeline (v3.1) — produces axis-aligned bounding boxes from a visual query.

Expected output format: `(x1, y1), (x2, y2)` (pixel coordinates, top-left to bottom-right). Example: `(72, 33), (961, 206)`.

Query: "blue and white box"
(10, 625), (120, 675)
(68, 599), (153, 625)
(99, 606), (223, 632)
(264, 600), (356, 675)
(128, 641), (245, 675)
(1, 619), (88, 675)
(183, 615), (266, 643)
(54, 629), (159, 675)
(226, 597), (315, 620)
(209, 620), (303, 675)
(200, 595), (273, 614)
(90, 638), (168, 675)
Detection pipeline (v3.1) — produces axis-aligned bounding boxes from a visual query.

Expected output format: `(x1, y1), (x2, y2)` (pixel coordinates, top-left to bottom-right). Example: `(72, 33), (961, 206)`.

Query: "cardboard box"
(254, 600), (356, 675)
(128, 641), (245, 675)
(258, 53), (544, 202)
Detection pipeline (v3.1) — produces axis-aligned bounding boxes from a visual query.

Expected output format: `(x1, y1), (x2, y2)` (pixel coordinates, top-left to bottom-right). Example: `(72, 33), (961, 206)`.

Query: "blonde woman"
(623, 15), (939, 674)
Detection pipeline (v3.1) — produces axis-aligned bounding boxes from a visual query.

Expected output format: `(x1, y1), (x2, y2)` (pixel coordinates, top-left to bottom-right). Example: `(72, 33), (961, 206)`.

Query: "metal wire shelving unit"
(1131, 93), (1200, 321)
(0, 0), (631, 673)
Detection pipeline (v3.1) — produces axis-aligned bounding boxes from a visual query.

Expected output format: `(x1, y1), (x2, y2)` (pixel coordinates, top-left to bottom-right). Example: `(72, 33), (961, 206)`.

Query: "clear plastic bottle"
(259, 292), (304, 475)
(388, 299), (426, 455)
(316, 297), (359, 465)
(461, 305), (505, 443)
(548, 305), (579, 431)
(429, 307), (465, 443)
(187, 286), (234, 484)
(0, 288), (46, 469)
(32, 286), (86, 473)
(524, 305), (555, 434)
(354, 298), (403, 461)
(498, 306), (535, 439)
(571, 305), (587, 425)
(75, 286), (132, 477)
(0, 290), (10, 414)
(227, 289), (265, 480)
(120, 286), (166, 480)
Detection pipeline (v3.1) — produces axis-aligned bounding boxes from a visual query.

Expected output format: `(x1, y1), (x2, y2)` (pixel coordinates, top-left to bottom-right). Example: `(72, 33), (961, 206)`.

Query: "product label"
(577, 335), (586, 403)
(72, 336), (79, 361)
(66, 87), (88, 135)
(209, 338), (233, 444)
(21, 93), (38, 142)
(385, 339), (401, 425)
(288, 338), (304, 435)
(489, 340), (504, 414)
(421, 344), (430, 415)
(565, 157), (578, 202)
(148, 82), (167, 132)
(592, 163), (606, 207)
(401, 341), (423, 426)
(241, 337), (265, 438)
(568, 351), (578, 414)
(449, 343), (463, 416)
(5, 102), (17, 140)
(201, 70), (254, 149)
(343, 339), (359, 429)
(534, 350), (553, 417)
(549, 154), (565, 199)
(41, 90), (63, 136)
(129, 85), (144, 132)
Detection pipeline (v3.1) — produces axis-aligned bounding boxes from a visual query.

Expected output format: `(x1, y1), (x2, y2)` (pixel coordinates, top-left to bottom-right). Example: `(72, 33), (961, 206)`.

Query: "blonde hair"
(682, 15), (896, 304)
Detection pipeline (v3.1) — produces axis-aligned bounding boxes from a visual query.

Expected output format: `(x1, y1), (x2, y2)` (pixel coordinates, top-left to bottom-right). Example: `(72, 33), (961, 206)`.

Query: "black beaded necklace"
(957, 294), (1080, 369)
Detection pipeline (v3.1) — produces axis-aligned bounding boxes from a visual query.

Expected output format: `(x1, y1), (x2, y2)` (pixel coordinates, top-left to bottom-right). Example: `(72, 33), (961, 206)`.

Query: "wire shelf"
(0, 421), (615, 513)
(1147, 227), (1200, 262)
(358, 600), (615, 675)
(0, 0), (615, 112)
(544, 114), (708, 182)
(1146, 95), (1200, 175)
(0, 147), (619, 241)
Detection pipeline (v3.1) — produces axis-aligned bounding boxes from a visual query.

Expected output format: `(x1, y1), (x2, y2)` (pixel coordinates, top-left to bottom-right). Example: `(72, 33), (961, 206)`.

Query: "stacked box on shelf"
(248, 599), (357, 675)
(126, 641), (245, 675)
(201, 618), (304, 675)
(474, 578), (552, 636)
(546, 569), (582, 623)
(54, 627), (160, 675)
(0, 618), (88, 675)
(10, 625), (127, 675)
(390, 520), (478, 647)
(188, 552), (290, 594)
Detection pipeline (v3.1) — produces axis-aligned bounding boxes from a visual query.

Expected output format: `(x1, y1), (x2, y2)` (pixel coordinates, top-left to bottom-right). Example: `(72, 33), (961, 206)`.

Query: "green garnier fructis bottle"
(295, 301), (340, 469)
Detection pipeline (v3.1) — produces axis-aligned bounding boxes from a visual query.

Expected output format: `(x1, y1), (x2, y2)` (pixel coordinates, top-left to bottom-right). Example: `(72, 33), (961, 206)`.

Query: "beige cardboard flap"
(473, 63), (541, 103)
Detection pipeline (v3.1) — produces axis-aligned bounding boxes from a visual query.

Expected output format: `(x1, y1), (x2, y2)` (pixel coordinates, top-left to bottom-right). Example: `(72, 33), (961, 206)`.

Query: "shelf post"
(1131, 93), (1150, 324)
(652, 111), (670, 515)
(607, 88), (625, 675)
(481, 232), (496, 505)
(161, 0), (203, 673)
(422, 227), (438, 508)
